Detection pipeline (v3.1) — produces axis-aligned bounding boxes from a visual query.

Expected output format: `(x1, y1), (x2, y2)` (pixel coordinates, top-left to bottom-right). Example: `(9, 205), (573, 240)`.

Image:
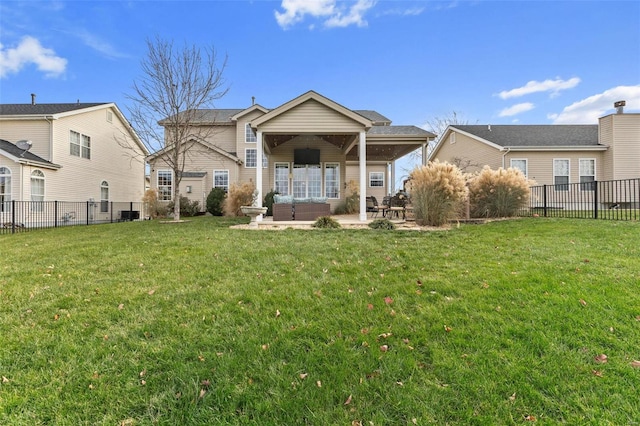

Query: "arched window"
(0, 167), (10, 212)
(100, 181), (109, 212)
(30, 170), (45, 212)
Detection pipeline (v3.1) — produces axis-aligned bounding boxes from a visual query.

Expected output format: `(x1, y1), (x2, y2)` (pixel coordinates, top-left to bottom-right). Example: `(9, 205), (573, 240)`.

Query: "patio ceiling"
(264, 132), (427, 162)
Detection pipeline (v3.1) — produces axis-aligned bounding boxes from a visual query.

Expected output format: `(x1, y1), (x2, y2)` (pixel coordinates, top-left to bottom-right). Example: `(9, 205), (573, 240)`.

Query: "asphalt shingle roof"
(0, 103), (108, 116)
(367, 125), (434, 136)
(0, 139), (55, 165)
(354, 110), (391, 124)
(454, 125), (600, 147)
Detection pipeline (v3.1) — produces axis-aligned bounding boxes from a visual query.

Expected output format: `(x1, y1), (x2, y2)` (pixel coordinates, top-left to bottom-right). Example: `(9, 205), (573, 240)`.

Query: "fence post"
(130, 201), (134, 221)
(543, 185), (548, 217)
(593, 180), (599, 219)
(54, 201), (58, 228)
(86, 201), (89, 225)
(11, 200), (16, 234)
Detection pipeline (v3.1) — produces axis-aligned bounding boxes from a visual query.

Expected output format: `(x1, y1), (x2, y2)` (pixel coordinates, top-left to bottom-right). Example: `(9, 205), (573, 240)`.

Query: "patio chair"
(368, 196), (387, 218)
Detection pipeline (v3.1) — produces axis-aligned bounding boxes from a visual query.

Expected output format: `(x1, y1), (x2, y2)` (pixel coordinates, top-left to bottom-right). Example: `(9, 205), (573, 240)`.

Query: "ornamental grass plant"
(408, 161), (467, 226)
(468, 166), (531, 218)
(223, 181), (256, 216)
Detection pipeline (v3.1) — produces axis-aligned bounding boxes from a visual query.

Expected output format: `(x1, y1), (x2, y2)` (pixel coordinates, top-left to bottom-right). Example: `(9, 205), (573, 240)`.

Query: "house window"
(293, 164), (321, 198)
(245, 149), (257, 168)
(449, 133), (456, 144)
(213, 170), (229, 192)
(369, 172), (384, 188)
(100, 181), (109, 213)
(553, 159), (570, 191)
(245, 123), (257, 143)
(510, 159), (528, 178)
(275, 163), (290, 196)
(324, 163), (339, 199)
(30, 169), (45, 211)
(0, 167), (10, 212)
(70, 130), (91, 159)
(157, 170), (173, 201)
(579, 159), (596, 191)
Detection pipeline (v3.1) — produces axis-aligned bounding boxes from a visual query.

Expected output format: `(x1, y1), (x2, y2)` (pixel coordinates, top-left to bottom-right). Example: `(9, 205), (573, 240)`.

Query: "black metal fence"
(1, 200), (145, 234)
(523, 178), (639, 220)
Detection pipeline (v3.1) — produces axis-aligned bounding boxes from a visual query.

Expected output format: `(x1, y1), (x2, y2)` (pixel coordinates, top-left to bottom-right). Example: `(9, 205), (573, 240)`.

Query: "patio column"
(359, 131), (367, 221)
(256, 130), (264, 221)
(390, 161), (396, 195)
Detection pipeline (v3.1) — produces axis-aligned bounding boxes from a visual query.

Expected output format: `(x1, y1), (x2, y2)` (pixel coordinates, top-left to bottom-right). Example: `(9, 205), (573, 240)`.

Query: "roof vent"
(488, 124), (491, 131)
(614, 100), (625, 114)
(31, 93), (36, 105)
(251, 96), (255, 106)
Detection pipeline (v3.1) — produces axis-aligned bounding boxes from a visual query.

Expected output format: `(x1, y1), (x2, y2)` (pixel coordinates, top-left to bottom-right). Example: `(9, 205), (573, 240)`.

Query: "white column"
(256, 130), (264, 221)
(390, 161), (396, 195)
(359, 131), (367, 221)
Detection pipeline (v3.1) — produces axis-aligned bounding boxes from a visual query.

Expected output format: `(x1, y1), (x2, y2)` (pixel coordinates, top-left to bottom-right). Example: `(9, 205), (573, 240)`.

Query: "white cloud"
(549, 85), (640, 124)
(498, 102), (535, 117)
(498, 77), (581, 100)
(0, 36), (67, 78)
(379, 7), (425, 17)
(275, 0), (376, 29)
(72, 29), (129, 59)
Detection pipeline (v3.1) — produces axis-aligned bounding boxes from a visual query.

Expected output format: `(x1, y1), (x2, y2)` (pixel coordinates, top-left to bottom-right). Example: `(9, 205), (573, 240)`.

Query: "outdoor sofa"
(272, 195), (330, 221)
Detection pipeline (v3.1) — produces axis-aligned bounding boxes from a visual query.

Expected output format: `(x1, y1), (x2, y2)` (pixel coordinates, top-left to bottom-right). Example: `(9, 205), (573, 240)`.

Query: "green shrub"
(468, 166), (531, 218)
(224, 182), (256, 217)
(206, 187), (226, 216)
(263, 189), (279, 217)
(368, 218), (396, 230)
(408, 160), (467, 227)
(168, 195), (201, 217)
(312, 216), (341, 229)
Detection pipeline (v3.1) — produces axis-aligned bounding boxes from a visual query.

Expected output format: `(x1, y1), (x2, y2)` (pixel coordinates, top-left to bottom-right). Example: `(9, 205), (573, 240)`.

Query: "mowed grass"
(1, 217), (639, 425)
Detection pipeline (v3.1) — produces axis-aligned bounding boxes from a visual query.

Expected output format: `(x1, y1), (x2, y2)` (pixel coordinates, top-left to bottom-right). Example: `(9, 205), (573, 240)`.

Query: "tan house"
(429, 107), (640, 186)
(147, 90), (435, 221)
(0, 101), (148, 221)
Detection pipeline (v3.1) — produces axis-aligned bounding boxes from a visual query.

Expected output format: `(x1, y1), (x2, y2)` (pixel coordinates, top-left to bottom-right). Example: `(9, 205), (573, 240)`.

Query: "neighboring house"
(429, 107), (640, 186)
(0, 100), (148, 221)
(147, 90), (435, 221)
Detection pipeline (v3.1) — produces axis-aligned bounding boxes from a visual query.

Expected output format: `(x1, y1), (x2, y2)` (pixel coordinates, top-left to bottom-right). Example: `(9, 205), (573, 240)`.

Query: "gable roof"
(250, 90), (373, 128)
(159, 109), (245, 125)
(453, 125), (600, 148)
(367, 125), (435, 137)
(0, 103), (109, 117)
(146, 137), (241, 164)
(0, 139), (61, 169)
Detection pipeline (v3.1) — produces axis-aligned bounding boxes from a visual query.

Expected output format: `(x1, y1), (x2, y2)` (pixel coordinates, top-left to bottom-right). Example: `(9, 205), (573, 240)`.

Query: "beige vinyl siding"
(503, 151), (604, 187)
(600, 114), (640, 180)
(236, 110), (266, 151)
(599, 115), (615, 180)
(45, 107), (146, 209)
(256, 99), (365, 133)
(345, 162), (388, 202)
(149, 143), (240, 208)
(0, 120), (52, 160)
(432, 132), (502, 172)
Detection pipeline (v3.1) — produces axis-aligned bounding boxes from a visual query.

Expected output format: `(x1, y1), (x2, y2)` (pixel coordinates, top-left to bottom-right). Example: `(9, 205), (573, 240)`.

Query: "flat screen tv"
(294, 148), (320, 165)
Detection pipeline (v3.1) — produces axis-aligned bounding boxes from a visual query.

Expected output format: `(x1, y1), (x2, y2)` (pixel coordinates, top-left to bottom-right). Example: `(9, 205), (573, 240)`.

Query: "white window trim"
(324, 163), (340, 199)
(30, 169), (45, 211)
(100, 180), (109, 213)
(274, 162), (290, 196)
(213, 169), (230, 192)
(553, 158), (570, 191)
(245, 148), (257, 168)
(245, 123), (257, 143)
(369, 171), (384, 188)
(510, 158), (528, 178)
(579, 158), (596, 192)
(157, 169), (173, 201)
(449, 133), (456, 144)
(0, 167), (11, 212)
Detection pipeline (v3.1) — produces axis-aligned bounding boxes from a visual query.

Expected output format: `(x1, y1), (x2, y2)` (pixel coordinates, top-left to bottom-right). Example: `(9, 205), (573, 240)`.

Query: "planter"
(241, 206), (267, 227)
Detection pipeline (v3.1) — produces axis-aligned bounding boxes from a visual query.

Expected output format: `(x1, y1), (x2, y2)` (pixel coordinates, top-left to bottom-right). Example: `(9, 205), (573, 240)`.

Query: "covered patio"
(248, 91), (435, 222)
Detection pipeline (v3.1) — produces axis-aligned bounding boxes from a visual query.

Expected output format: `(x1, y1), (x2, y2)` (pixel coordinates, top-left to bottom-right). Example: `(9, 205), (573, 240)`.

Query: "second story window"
(70, 130), (91, 159)
(245, 123), (257, 143)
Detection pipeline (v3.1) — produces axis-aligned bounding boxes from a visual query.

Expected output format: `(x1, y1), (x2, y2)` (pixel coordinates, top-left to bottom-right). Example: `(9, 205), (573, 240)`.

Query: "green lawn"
(1, 217), (639, 425)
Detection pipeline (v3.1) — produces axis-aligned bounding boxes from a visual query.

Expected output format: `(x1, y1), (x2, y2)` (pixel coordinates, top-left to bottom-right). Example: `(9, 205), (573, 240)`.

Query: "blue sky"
(1, 0), (639, 179)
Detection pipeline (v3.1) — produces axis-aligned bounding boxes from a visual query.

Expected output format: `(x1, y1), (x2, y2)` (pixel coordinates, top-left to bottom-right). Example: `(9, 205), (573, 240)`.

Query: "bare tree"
(127, 37), (228, 221)
(410, 111), (473, 164)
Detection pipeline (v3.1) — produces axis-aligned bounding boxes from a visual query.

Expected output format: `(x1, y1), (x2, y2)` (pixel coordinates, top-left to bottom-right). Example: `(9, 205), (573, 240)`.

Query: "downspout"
(45, 116), (53, 162)
(501, 147), (511, 169)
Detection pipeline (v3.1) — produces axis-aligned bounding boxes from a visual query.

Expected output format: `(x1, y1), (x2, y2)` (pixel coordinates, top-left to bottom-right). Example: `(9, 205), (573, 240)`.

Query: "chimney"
(31, 93), (36, 105)
(251, 96), (255, 106)
(614, 100), (625, 114)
